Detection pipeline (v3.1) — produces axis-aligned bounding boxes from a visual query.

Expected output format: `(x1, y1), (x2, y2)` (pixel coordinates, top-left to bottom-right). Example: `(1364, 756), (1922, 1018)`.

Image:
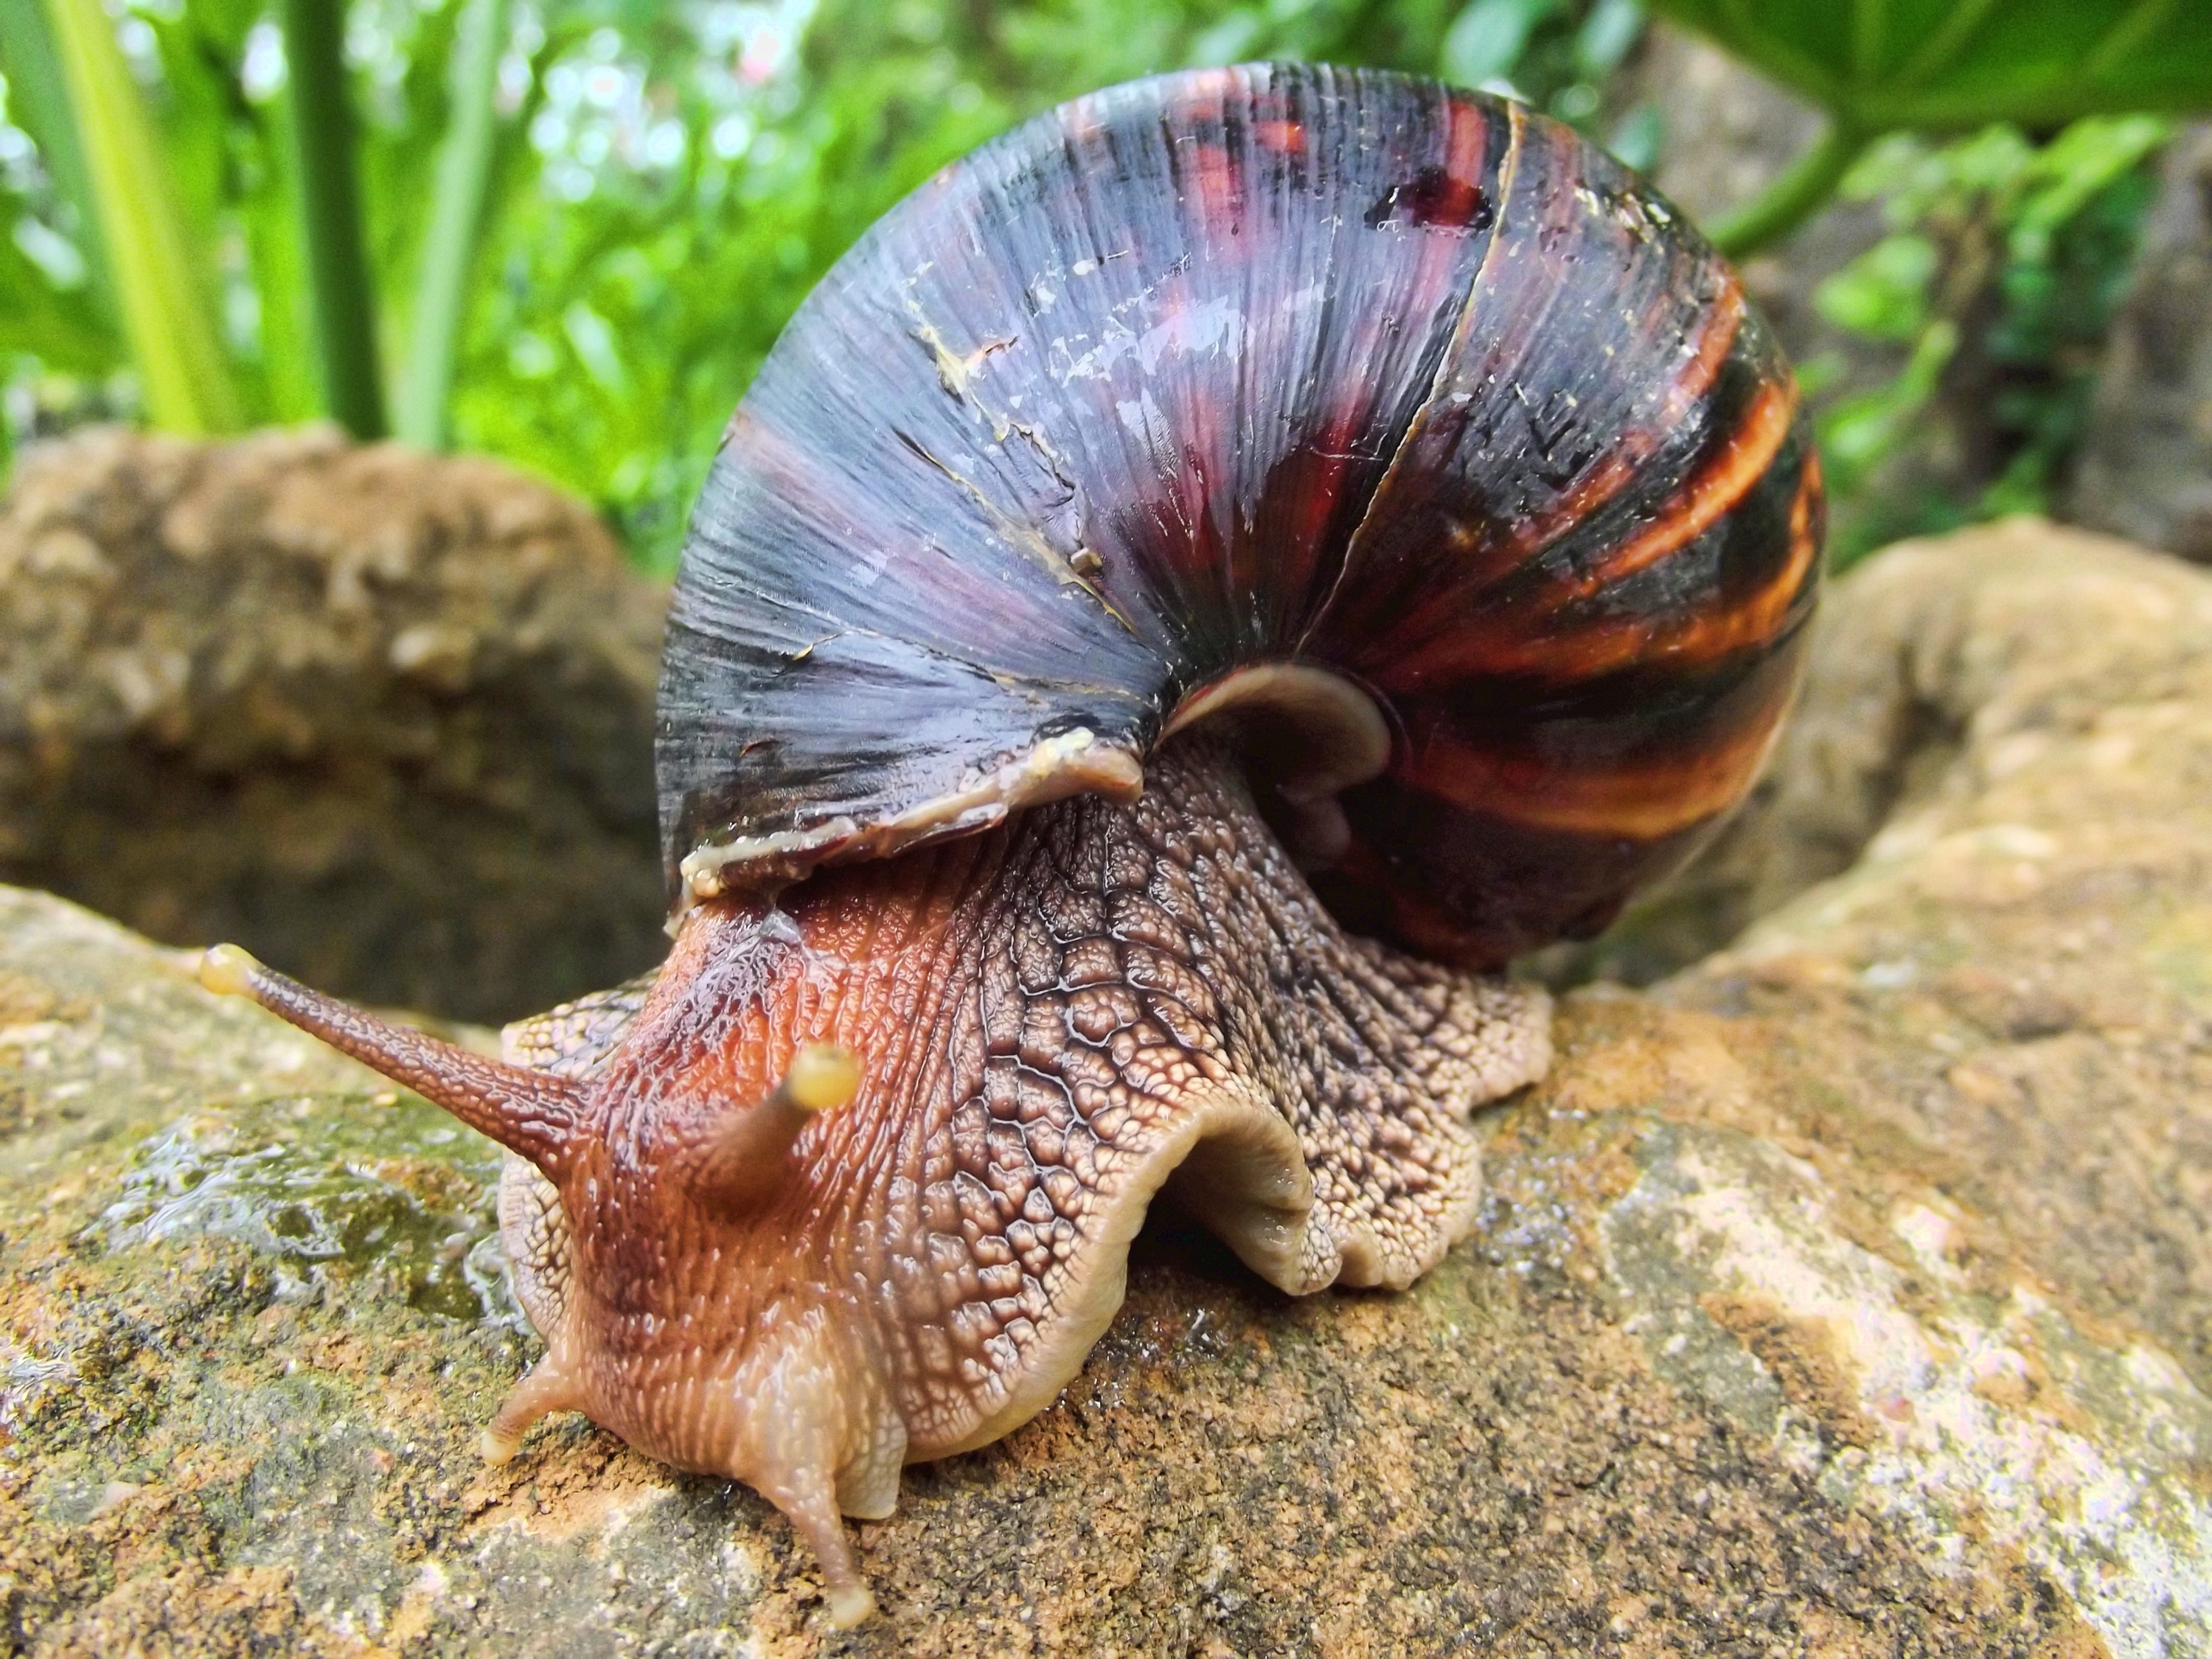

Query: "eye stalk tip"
(198, 943), (266, 999)
(784, 1043), (862, 1113)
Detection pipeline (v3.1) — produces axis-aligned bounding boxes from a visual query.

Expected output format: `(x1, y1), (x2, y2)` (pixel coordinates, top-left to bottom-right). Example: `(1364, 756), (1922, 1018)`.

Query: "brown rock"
(0, 427), (669, 1023)
(1543, 515), (2212, 984)
(1672, 518), (2212, 1386)
(2, 518), (2208, 1654)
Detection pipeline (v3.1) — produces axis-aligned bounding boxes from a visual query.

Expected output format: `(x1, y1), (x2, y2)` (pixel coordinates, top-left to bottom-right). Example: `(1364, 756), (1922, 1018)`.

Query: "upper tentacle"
(198, 945), (589, 1173)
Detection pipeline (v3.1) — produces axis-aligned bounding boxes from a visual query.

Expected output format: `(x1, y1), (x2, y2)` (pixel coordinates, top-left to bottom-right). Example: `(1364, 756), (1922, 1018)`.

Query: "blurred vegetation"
(1649, 0), (2212, 254)
(0, 0), (1650, 568)
(0, 0), (2200, 574)
(1806, 115), (2172, 565)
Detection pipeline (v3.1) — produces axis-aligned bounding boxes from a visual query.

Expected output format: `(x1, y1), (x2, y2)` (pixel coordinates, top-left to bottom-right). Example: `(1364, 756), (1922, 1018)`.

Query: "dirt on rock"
(0, 426), (668, 1025)
(2, 518), (2209, 1656)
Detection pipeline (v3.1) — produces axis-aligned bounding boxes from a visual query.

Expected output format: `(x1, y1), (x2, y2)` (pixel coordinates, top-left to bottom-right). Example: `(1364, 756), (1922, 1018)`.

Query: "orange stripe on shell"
(1544, 371), (1798, 608)
(1402, 690), (1794, 841)
(1383, 380), (1806, 686)
(1460, 271), (1750, 588)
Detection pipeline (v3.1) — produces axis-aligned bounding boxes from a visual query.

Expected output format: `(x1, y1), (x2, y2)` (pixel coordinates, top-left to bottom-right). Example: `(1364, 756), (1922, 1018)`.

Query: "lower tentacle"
(481, 1358), (584, 1463)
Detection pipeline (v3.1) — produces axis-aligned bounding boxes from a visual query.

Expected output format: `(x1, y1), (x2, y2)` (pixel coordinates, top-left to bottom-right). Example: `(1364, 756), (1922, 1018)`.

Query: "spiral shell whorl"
(661, 62), (1820, 964)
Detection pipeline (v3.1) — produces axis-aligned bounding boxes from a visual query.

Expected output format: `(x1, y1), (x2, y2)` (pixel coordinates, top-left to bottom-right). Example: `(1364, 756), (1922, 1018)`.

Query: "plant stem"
(0, 0), (110, 316)
(283, 0), (386, 439)
(1708, 118), (1874, 260)
(246, 94), (324, 422)
(41, 0), (240, 434)
(398, 0), (507, 449)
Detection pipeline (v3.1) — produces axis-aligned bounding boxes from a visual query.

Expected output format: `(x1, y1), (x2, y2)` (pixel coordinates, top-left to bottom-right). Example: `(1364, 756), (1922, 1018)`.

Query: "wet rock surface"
(4, 518), (2210, 1656)
(0, 426), (667, 1025)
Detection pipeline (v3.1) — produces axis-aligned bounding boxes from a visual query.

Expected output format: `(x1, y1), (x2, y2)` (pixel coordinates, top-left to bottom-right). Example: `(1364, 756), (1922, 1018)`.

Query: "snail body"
(204, 63), (1819, 1627)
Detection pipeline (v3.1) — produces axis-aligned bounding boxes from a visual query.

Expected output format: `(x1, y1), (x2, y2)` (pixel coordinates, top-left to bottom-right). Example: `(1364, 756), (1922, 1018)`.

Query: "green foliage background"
(1805, 114), (2170, 563)
(0, 0), (2186, 572)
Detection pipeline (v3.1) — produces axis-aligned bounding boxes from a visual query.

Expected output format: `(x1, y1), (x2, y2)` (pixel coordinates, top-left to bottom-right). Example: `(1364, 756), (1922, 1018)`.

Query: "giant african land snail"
(200, 63), (1820, 1627)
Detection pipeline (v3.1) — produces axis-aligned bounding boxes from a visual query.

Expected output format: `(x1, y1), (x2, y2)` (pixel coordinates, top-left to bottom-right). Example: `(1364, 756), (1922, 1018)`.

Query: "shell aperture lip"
(1163, 661), (1393, 868)
(675, 726), (1146, 903)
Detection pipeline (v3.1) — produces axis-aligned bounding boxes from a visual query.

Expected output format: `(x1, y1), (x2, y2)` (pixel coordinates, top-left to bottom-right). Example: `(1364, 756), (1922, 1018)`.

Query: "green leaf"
(1814, 233), (1938, 339)
(1708, 121), (1874, 256)
(233, 90), (325, 427)
(283, 0), (388, 439)
(398, 0), (509, 449)
(0, 231), (119, 372)
(1442, 0), (1559, 90)
(2008, 113), (2169, 260)
(1646, 0), (2212, 131)
(1189, 10), (1265, 66)
(0, 0), (109, 316)
(1817, 318), (1958, 497)
(41, 0), (240, 434)
(1606, 101), (1662, 172)
(1574, 0), (1645, 79)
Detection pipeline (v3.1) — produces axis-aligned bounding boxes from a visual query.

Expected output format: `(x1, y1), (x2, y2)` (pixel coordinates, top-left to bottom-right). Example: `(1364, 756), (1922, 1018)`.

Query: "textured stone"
(3, 518), (2210, 1655)
(0, 426), (667, 1024)
(1540, 515), (2212, 986)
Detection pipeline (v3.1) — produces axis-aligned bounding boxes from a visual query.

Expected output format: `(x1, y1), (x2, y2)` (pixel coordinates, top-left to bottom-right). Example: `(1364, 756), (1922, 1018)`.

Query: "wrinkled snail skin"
(199, 63), (1818, 1629)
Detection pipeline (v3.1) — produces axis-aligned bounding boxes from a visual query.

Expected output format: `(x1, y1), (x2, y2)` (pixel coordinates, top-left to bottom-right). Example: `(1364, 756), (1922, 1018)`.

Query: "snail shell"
(661, 61), (1820, 963)
(204, 63), (1820, 1629)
